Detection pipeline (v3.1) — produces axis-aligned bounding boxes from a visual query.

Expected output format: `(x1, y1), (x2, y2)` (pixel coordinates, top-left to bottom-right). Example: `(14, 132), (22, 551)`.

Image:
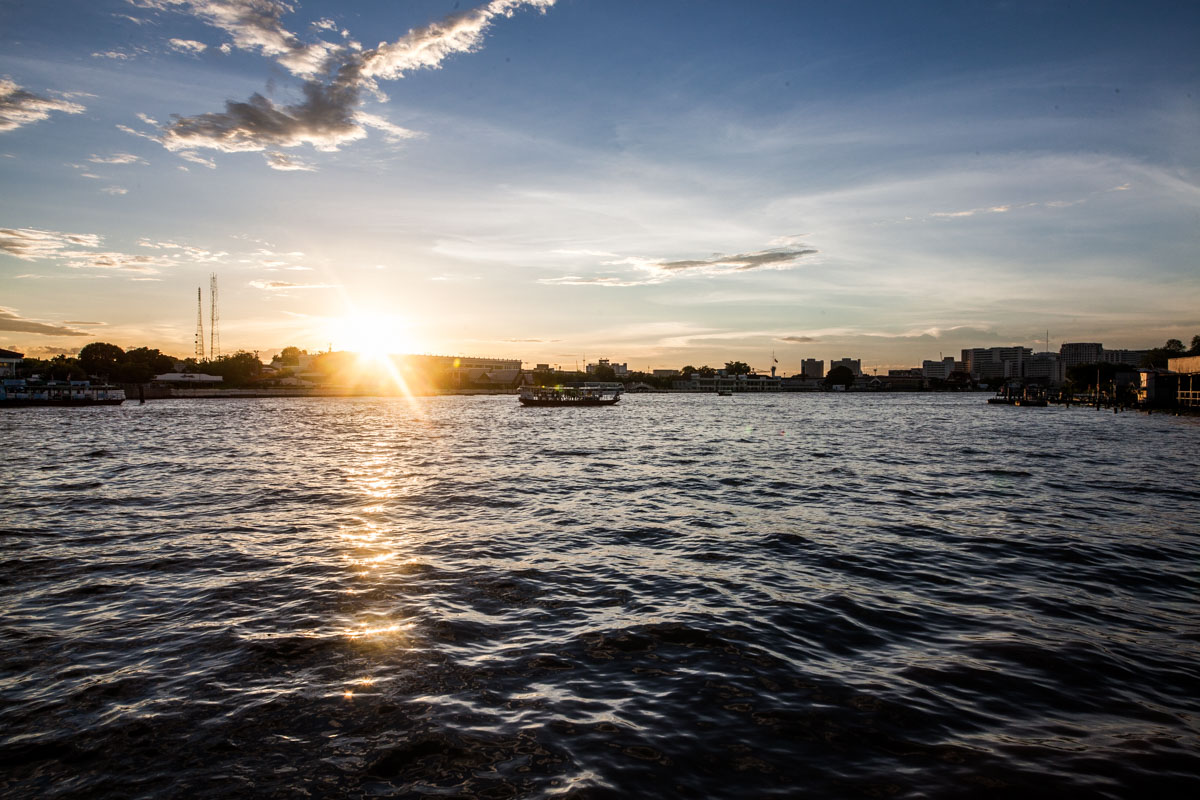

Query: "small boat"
(519, 383), (621, 407)
(717, 389), (733, 396)
(1, 379), (126, 407)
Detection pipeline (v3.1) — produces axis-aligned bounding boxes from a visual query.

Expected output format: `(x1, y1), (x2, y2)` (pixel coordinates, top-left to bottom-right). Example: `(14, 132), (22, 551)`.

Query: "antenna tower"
(209, 273), (220, 360)
(194, 286), (205, 361)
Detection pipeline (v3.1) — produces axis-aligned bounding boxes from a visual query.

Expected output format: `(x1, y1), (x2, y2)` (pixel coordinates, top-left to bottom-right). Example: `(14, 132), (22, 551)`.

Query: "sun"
(333, 312), (418, 360)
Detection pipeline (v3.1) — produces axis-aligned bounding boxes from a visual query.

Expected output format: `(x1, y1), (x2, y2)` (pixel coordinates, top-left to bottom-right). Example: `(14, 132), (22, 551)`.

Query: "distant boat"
(518, 383), (621, 407)
(1, 379), (125, 407)
(717, 389), (733, 396)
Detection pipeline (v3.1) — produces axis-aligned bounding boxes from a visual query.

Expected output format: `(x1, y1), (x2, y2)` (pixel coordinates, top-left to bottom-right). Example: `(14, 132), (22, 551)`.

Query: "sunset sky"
(2, 0), (1198, 373)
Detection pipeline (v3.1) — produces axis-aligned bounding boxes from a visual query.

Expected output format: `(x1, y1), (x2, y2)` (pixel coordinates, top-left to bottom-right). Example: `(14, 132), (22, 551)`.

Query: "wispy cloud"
(248, 279), (335, 291)
(264, 150), (316, 171)
(101, 186), (129, 195)
(2, 226), (225, 276)
(0, 306), (90, 336)
(0, 227), (103, 259)
(776, 335), (815, 343)
(0, 79), (86, 133)
(89, 152), (147, 165)
(147, 0), (552, 168)
(168, 38), (208, 54)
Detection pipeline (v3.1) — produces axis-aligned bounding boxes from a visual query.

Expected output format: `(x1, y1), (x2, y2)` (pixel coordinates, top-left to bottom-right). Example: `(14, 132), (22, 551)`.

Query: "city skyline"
(2, 0), (1198, 373)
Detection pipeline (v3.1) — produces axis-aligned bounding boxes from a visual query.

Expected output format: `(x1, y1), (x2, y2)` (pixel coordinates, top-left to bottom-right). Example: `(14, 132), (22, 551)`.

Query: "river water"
(2, 394), (1198, 798)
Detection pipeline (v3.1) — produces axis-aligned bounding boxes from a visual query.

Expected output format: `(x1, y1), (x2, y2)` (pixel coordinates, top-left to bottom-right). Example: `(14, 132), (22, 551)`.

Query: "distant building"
(652, 369), (679, 378)
(1059, 342), (1103, 368)
(961, 347), (1032, 380)
(0, 348), (22, 378)
(586, 358), (628, 376)
(801, 358), (824, 378)
(1025, 352), (1063, 384)
(1102, 349), (1147, 367)
(830, 357), (861, 376)
(921, 357), (957, 380)
(408, 354), (522, 371)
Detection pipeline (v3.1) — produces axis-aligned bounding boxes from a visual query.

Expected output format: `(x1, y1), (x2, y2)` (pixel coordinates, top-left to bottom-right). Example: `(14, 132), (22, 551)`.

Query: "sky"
(1, 0), (1198, 374)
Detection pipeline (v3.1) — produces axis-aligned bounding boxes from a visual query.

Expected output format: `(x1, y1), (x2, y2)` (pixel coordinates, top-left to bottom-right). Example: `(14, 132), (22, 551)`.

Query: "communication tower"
(209, 273), (220, 360)
(194, 286), (205, 360)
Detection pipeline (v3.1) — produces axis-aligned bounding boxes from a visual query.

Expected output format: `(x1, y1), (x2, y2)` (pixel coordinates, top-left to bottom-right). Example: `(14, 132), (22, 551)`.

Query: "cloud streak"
(541, 244), (819, 287)
(0, 79), (86, 133)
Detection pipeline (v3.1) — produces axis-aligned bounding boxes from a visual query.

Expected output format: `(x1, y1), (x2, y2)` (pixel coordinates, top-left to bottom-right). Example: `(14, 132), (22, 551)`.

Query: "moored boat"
(518, 383), (621, 407)
(1, 379), (126, 407)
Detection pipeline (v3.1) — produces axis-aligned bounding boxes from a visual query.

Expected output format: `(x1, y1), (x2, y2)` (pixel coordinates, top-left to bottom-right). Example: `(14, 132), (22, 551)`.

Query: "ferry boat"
(518, 383), (621, 407)
(1, 379), (126, 407)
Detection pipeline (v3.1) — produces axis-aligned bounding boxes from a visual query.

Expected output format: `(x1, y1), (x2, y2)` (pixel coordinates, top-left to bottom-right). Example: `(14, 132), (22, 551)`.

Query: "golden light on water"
(345, 622), (409, 639)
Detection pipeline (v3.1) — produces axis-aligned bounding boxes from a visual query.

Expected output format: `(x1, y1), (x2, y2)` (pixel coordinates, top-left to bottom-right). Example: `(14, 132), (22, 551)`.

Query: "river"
(2, 394), (1198, 798)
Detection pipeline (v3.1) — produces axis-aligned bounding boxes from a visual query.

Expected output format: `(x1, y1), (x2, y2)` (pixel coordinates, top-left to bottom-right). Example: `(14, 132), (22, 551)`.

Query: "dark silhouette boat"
(518, 383), (621, 407)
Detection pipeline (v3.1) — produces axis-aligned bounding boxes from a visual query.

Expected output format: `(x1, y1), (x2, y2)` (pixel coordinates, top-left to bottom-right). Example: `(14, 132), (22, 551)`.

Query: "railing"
(1178, 390), (1200, 407)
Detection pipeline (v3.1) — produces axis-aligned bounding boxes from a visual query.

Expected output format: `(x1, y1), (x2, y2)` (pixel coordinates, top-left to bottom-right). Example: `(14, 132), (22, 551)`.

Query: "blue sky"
(2, 0), (1197, 373)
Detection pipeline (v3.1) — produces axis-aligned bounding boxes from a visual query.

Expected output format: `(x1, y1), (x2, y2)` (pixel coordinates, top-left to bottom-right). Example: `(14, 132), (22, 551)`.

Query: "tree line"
(15, 342), (264, 386)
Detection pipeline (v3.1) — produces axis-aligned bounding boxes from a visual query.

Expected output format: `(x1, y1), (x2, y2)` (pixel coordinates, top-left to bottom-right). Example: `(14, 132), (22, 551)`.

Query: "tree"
(824, 365), (855, 389)
(696, 365), (716, 377)
(78, 342), (125, 378)
(724, 360), (752, 375)
(203, 351), (263, 385)
(592, 364), (616, 381)
(681, 365), (697, 377)
(120, 347), (176, 382)
(1142, 337), (1196, 368)
(278, 346), (306, 366)
(1190, 335), (1200, 355)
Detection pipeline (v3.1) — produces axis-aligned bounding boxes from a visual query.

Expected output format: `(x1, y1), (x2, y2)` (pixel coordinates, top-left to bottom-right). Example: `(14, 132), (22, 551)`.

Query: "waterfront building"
(1059, 342), (1103, 368)
(152, 372), (224, 385)
(1168, 356), (1200, 408)
(652, 369), (679, 378)
(830, 358), (861, 376)
(800, 358), (824, 378)
(961, 347), (1032, 380)
(0, 348), (22, 378)
(780, 375), (823, 391)
(673, 373), (781, 392)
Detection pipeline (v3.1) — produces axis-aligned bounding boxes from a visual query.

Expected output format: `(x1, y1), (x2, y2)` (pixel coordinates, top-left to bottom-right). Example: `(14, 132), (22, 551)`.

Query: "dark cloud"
(163, 80), (366, 154)
(151, 0), (552, 166)
(777, 336), (815, 343)
(0, 79), (85, 132)
(0, 307), (90, 336)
